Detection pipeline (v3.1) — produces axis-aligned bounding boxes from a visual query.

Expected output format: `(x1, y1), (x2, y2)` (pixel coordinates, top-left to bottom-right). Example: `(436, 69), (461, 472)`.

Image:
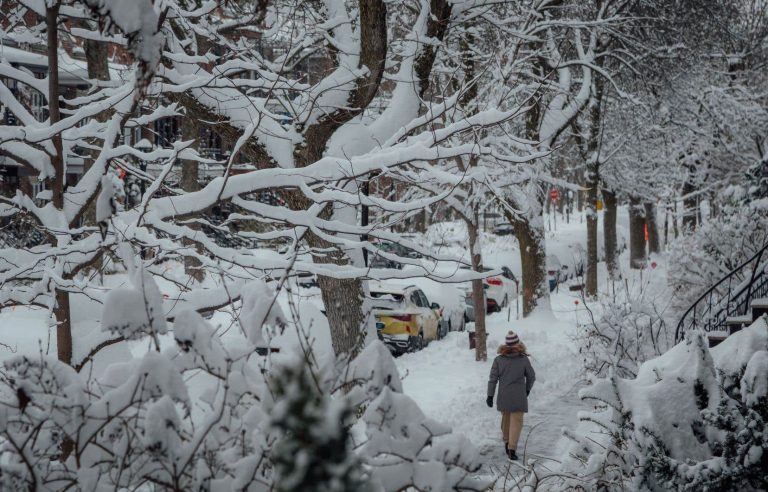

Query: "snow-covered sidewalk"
(394, 291), (590, 478)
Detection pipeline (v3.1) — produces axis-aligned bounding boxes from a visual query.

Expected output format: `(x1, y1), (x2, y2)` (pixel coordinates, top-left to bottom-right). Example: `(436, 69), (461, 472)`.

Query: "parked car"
(368, 241), (421, 269)
(461, 265), (518, 313)
(296, 271), (319, 288)
(370, 282), (442, 355)
(493, 222), (515, 236)
(462, 286), (485, 322)
(546, 254), (562, 292)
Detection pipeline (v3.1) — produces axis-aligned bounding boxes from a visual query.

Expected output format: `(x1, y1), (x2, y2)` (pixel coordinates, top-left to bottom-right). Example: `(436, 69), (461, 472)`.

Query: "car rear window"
(370, 291), (404, 302)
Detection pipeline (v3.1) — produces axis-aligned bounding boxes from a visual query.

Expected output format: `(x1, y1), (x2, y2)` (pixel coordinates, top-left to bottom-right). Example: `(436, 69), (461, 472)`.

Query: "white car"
(460, 265), (518, 313)
(484, 265), (518, 312)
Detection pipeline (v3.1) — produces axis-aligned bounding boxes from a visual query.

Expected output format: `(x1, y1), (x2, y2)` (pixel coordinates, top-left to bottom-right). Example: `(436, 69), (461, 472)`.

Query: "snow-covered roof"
(0, 45), (128, 85)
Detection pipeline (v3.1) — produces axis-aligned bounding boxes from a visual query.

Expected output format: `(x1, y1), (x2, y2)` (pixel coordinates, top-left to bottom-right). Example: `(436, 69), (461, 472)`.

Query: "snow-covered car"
(492, 222), (515, 236)
(370, 283), (442, 355)
(462, 286), (487, 322)
(484, 265), (518, 312)
(368, 241), (421, 269)
(296, 271), (319, 288)
(546, 254), (563, 291)
(461, 265), (517, 313)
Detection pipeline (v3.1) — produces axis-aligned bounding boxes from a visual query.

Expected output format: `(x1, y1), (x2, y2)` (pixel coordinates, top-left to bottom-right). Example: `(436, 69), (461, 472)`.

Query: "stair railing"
(675, 241), (768, 343)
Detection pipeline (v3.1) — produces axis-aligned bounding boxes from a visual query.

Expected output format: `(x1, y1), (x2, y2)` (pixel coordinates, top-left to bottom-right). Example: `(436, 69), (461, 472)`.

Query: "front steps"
(708, 299), (768, 347)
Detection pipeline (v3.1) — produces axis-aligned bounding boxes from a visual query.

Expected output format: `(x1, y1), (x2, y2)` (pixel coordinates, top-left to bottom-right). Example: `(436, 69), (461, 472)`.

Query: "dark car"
(368, 241), (421, 269)
(493, 223), (515, 236)
(296, 271), (319, 288)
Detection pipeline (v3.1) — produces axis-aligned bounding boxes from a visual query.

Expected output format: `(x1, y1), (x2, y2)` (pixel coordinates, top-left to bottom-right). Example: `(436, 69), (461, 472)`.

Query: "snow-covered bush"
(556, 319), (768, 491)
(576, 280), (673, 378)
(0, 288), (488, 491)
(268, 353), (371, 492)
(668, 189), (768, 315)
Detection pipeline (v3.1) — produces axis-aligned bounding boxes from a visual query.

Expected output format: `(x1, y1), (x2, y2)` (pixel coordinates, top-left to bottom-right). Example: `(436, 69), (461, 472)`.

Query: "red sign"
(549, 189), (559, 202)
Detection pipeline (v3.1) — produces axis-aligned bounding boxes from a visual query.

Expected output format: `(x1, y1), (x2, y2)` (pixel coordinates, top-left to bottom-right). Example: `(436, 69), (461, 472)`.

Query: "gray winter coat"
(488, 353), (536, 412)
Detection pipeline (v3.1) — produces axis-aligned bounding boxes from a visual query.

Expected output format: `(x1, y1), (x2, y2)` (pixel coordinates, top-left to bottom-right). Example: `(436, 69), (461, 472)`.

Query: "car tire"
(408, 336), (420, 353)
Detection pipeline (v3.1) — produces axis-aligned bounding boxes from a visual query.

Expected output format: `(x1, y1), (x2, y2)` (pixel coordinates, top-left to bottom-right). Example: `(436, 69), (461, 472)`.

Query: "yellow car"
(370, 282), (441, 355)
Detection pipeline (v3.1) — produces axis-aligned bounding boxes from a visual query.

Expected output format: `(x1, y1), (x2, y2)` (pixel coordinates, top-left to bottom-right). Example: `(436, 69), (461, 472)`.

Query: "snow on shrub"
(668, 190), (768, 316)
(0, 294), (488, 490)
(553, 319), (768, 491)
(575, 279), (673, 379)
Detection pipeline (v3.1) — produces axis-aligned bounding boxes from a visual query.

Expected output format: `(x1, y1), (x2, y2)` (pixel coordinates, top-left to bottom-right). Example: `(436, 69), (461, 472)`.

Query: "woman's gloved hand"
(486, 396), (493, 408)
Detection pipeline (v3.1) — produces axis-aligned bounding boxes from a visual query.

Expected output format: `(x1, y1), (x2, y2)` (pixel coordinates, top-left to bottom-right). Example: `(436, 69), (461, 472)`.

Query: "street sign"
(549, 189), (559, 202)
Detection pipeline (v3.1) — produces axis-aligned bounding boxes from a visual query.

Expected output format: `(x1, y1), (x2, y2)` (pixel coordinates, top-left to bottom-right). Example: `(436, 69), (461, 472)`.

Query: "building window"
(30, 90), (46, 122)
(200, 126), (223, 160)
(154, 117), (179, 148)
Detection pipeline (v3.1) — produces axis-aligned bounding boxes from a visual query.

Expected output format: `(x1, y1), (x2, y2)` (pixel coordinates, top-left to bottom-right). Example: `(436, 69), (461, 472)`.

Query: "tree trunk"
(181, 116), (204, 282)
(48, 4), (73, 365)
(317, 274), (367, 357)
(644, 202), (661, 255)
(709, 193), (719, 219)
(81, 28), (111, 277)
(585, 169), (599, 297)
(577, 185), (584, 213)
(629, 197), (647, 269)
(514, 215), (548, 316)
(83, 30), (110, 226)
(55, 289), (73, 365)
(603, 188), (619, 280)
(682, 177), (697, 231)
(673, 199), (679, 239)
(467, 216), (487, 362)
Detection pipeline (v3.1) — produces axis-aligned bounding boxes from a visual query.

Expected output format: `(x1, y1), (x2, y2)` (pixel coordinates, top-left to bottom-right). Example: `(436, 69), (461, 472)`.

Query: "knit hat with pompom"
(505, 331), (520, 346)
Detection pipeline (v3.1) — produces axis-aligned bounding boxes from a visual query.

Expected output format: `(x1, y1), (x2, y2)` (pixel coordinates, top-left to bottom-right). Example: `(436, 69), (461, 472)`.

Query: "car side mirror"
(431, 302), (440, 310)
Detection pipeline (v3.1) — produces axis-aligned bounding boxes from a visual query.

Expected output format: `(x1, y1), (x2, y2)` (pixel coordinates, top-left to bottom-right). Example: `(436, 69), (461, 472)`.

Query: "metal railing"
(675, 241), (768, 343)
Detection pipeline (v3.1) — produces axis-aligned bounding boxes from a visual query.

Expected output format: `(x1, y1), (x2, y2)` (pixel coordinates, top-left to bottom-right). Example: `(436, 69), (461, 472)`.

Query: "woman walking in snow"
(487, 331), (535, 461)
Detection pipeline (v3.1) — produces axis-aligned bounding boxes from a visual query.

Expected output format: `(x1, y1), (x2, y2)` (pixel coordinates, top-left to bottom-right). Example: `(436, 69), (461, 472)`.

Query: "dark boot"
(507, 448), (518, 461)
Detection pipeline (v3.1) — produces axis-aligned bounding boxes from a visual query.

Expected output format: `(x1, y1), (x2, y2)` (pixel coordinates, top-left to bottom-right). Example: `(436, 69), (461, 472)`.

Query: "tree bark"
(585, 172), (599, 297)
(673, 199), (679, 239)
(83, 29), (110, 226)
(514, 215), (548, 316)
(181, 116), (204, 282)
(603, 188), (619, 280)
(467, 216), (487, 362)
(583, 78), (604, 298)
(48, 3), (73, 365)
(629, 197), (647, 269)
(644, 202), (661, 255)
(682, 173), (697, 231)
(291, 1), (388, 359)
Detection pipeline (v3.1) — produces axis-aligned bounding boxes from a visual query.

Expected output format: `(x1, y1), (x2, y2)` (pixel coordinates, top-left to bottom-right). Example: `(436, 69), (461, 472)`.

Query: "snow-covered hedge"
(668, 192), (768, 316)
(0, 287), (488, 491)
(557, 318), (768, 491)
